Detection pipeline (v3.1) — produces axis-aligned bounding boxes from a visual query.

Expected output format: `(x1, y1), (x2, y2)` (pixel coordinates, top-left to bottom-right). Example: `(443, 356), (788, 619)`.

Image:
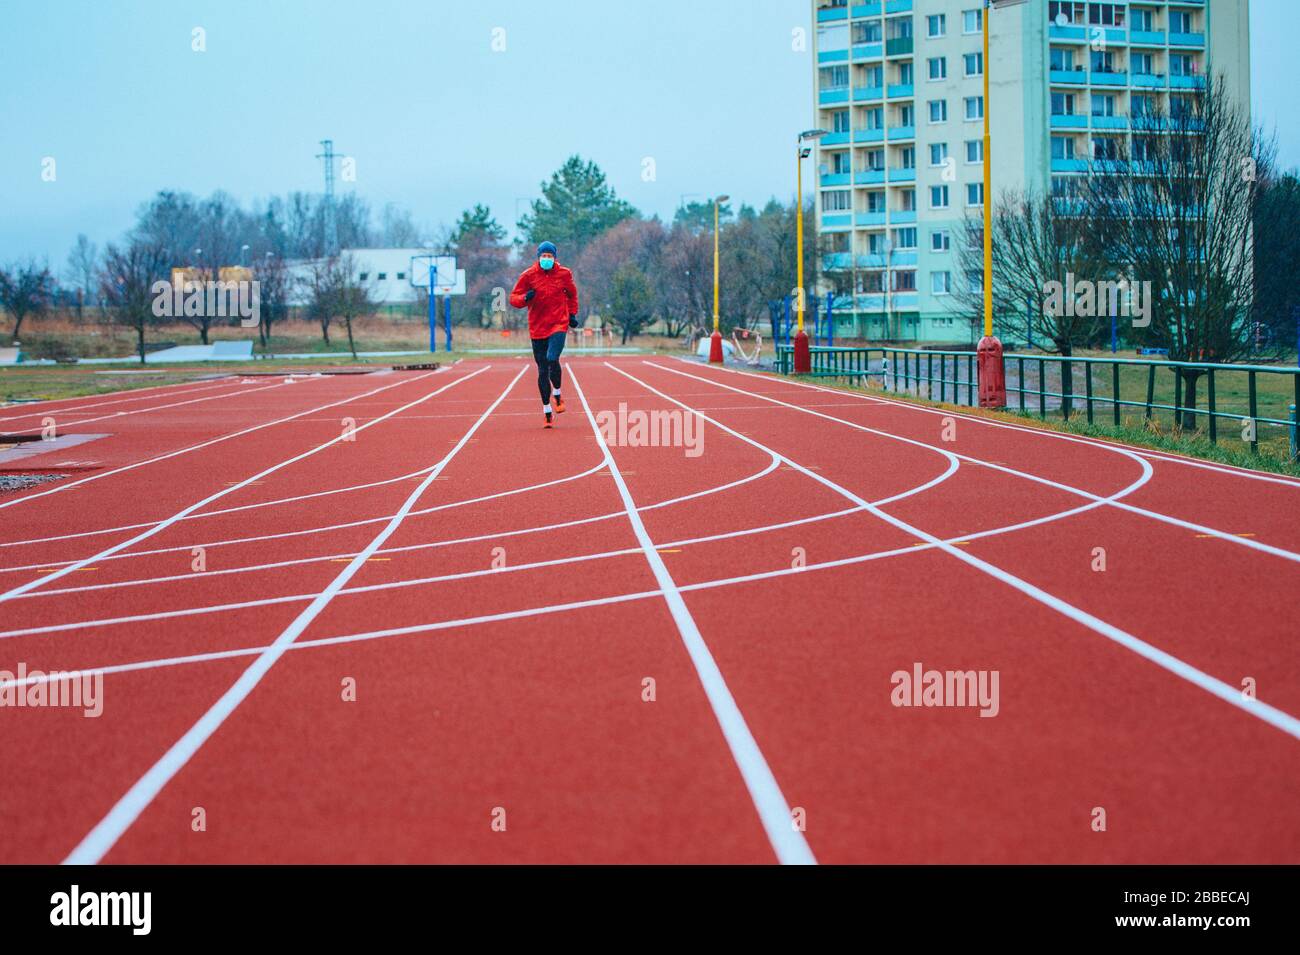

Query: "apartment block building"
(811, 0), (1250, 342)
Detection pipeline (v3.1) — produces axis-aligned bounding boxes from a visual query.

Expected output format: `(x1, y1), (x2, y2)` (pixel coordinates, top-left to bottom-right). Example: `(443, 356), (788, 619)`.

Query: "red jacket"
(510, 262), (579, 340)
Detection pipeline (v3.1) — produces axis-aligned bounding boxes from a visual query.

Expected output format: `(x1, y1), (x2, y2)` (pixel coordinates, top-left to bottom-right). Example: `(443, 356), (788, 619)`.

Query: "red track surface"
(1, 357), (1298, 864)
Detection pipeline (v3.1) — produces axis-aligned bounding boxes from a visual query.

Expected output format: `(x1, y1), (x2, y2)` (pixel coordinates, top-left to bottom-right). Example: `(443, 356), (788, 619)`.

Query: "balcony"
(853, 85), (884, 102)
(1091, 114), (1128, 130)
(1170, 73), (1206, 89)
(824, 253), (853, 270)
(852, 43), (884, 61)
(818, 88), (850, 105)
(884, 0), (912, 12)
(856, 212), (888, 226)
(1131, 72), (1167, 88)
(886, 83), (914, 98)
(854, 169), (887, 185)
(821, 213), (853, 228)
(891, 210), (917, 224)
(850, 2), (882, 16)
(820, 172), (853, 187)
(893, 293), (919, 309)
(818, 49), (849, 63)
(853, 127), (886, 143)
(817, 4), (849, 22)
(1048, 24), (1087, 42)
(1169, 32), (1206, 48)
(1129, 29), (1166, 45)
(1050, 158), (1089, 173)
(888, 125), (916, 140)
(889, 167), (916, 183)
(821, 131), (851, 146)
(857, 254), (887, 268)
(1050, 113), (1088, 129)
(892, 251), (918, 267)
(1049, 69), (1086, 85)
(885, 37), (913, 57)
(1090, 71), (1128, 87)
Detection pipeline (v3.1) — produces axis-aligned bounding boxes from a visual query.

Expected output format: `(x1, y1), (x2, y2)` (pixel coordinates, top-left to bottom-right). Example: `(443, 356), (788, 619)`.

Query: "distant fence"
(774, 344), (1300, 461)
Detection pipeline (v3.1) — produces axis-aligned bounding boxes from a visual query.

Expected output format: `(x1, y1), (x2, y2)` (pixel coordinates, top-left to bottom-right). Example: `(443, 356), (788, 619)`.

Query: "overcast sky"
(1, 0), (1294, 266)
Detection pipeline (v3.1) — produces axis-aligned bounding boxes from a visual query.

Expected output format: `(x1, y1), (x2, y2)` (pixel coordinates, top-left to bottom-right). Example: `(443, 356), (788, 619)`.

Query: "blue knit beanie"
(537, 241), (557, 259)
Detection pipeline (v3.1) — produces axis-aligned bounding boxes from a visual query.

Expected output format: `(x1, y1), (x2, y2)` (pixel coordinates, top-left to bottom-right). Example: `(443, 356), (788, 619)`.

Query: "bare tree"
(65, 234), (99, 322)
(334, 252), (379, 359)
(0, 260), (56, 340)
(303, 256), (345, 346)
(250, 253), (291, 348)
(1081, 72), (1274, 428)
(99, 239), (169, 363)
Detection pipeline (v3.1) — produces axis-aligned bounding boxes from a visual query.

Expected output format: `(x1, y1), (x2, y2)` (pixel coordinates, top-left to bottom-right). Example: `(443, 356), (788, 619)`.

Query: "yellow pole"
(713, 199), (720, 333)
(796, 147), (805, 333)
(982, 1), (993, 339)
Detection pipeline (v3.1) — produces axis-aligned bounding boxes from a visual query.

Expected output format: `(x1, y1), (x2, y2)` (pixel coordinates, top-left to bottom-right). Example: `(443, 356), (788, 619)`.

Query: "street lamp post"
(794, 129), (829, 374)
(976, 0), (1024, 407)
(709, 194), (730, 363)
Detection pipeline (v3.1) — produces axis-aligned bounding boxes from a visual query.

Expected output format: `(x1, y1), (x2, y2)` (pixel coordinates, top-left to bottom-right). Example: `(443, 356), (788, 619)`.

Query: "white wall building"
(285, 247), (434, 305)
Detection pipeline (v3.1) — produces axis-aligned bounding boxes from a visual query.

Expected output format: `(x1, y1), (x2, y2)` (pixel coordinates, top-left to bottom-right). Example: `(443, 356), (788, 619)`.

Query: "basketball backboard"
(409, 254), (457, 289)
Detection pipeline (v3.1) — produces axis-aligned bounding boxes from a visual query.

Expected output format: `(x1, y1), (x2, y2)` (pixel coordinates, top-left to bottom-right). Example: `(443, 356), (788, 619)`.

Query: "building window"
(928, 100), (948, 123)
(1088, 3), (1126, 28)
(852, 21), (883, 44)
(819, 66), (849, 90)
(962, 8), (982, 34)
(897, 61), (914, 85)
(1170, 10), (1193, 33)
(966, 139), (982, 163)
(864, 106), (884, 129)
(1051, 136), (1076, 160)
(818, 22), (849, 53)
(1170, 54), (1197, 77)
(928, 57), (947, 80)
(822, 190), (851, 211)
(867, 191), (886, 213)
(1090, 50), (1116, 74)
(1050, 92), (1077, 116)
(898, 188), (916, 211)
(1131, 52), (1154, 76)
(898, 145), (916, 169)
(1091, 93), (1116, 117)
(831, 151), (851, 173)
(1050, 47), (1076, 71)
(926, 14), (946, 38)
(930, 185), (950, 209)
(1049, 2), (1084, 25)
(895, 271), (917, 292)
(377, 272), (387, 280)
(866, 148), (885, 171)
(1131, 7), (1154, 32)
(893, 228), (917, 250)
(963, 53), (983, 77)
(929, 142), (948, 166)
(966, 182), (984, 206)
(898, 104), (915, 127)
(964, 96), (984, 120)
(359, 272), (369, 281)
(932, 271), (952, 294)
(396, 272), (406, 281)
(832, 109), (850, 132)
(932, 230), (951, 252)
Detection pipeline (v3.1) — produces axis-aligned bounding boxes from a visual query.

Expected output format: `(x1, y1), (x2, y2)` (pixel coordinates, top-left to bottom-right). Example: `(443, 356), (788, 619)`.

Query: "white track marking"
(613, 362), (1300, 742)
(687, 357), (1300, 490)
(1, 378), (291, 436)
(61, 366), (526, 865)
(2, 484), (1141, 694)
(0, 369), (484, 601)
(0, 379), (237, 424)
(569, 366), (816, 865)
(650, 362), (1300, 565)
(0, 459), (609, 556)
(0, 368), (447, 512)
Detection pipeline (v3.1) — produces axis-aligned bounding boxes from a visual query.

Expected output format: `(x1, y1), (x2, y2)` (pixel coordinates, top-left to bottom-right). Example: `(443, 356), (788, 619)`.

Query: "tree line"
(1, 154), (817, 357)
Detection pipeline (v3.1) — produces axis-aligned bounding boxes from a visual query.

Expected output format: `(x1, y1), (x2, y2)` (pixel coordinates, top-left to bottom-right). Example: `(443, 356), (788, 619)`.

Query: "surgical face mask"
(539, 256), (555, 270)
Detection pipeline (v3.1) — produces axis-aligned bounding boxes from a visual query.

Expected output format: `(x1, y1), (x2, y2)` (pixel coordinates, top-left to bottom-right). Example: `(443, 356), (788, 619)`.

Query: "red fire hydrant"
(977, 336), (1006, 409)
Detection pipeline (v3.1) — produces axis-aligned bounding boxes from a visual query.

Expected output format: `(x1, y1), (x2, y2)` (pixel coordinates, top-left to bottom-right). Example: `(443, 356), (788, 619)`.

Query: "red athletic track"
(1, 357), (1297, 864)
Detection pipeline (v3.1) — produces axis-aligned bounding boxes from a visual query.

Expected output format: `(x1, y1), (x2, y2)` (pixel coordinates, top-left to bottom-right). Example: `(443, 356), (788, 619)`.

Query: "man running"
(510, 241), (579, 428)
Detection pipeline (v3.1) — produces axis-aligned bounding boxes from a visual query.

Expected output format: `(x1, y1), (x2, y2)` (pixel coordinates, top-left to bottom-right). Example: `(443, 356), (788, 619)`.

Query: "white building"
(285, 247), (433, 305)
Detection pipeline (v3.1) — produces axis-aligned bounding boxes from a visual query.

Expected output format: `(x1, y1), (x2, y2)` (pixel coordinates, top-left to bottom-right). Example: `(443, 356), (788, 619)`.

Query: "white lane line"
(569, 365), (816, 865)
(0, 368), (485, 601)
(0, 379), (238, 424)
(0, 459), (608, 557)
(686, 357), (1300, 490)
(61, 366), (527, 866)
(0, 378), (291, 436)
(650, 362), (1300, 565)
(2, 465), (1139, 684)
(613, 361), (1300, 743)
(0, 368), (446, 512)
